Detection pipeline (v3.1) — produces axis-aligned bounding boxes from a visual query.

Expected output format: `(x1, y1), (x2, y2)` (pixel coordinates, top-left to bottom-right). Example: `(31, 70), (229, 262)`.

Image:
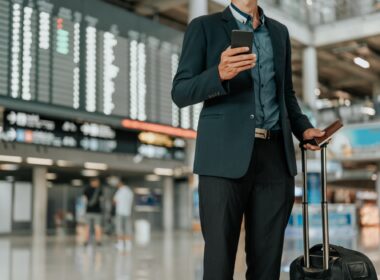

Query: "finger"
(226, 56), (255, 65)
(305, 144), (314, 150)
(227, 53), (256, 63)
(221, 46), (231, 58)
(314, 129), (325, 137)
(235, 64), (255, 73)
(306, 144), (320, 151)
(228, 60), (255, 69)
(227, 47), (250, 56)
(311, 129), (325, 137)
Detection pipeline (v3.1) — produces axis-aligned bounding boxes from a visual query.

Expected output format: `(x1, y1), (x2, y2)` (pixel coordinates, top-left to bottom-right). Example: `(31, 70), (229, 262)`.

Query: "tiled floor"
(0, 228), (379, 280)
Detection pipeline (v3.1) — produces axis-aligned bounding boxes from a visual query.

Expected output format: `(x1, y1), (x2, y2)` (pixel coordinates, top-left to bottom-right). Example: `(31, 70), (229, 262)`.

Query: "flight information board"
(0, 0), (201, 132)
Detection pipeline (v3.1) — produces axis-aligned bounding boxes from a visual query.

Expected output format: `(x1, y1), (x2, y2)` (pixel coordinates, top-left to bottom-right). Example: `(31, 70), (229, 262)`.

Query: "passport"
(304, 120), (343, 147)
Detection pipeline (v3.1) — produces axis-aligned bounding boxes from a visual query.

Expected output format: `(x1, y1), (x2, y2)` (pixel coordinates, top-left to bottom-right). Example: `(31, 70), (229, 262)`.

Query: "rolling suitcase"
(289, 143), (378, 280)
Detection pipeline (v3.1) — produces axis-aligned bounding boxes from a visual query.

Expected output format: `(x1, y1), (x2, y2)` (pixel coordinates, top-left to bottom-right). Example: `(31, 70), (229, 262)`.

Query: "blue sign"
(344, 127), (380, 148)
(307, 172), (321, 204)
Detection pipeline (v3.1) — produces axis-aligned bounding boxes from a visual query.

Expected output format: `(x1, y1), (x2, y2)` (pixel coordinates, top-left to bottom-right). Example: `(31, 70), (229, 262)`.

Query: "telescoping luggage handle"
(300, 142), (330, 270)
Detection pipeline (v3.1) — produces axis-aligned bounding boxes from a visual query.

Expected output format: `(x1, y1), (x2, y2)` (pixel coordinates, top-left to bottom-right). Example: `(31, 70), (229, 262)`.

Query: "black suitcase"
(289, 143), (378, 280)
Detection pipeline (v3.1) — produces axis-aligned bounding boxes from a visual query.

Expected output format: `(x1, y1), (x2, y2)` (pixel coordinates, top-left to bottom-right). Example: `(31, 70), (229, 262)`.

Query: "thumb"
(316, 129), (325, 137)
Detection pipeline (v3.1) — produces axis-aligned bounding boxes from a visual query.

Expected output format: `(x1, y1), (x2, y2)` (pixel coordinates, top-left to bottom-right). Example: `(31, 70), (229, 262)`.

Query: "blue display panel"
(1, 109), (187, 160)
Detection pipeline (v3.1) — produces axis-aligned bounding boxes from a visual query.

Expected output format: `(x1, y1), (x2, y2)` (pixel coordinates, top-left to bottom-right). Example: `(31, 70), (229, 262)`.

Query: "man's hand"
(303, 128), (325, 151)
(218, 46), (257, 81)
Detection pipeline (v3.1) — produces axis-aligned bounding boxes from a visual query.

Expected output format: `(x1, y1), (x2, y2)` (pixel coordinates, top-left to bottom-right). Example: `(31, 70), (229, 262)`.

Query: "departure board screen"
(0, 0), (200, 132)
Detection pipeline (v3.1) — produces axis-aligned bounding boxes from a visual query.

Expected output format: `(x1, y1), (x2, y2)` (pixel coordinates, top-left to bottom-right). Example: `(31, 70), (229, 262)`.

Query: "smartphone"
(231, 30), (253, 54)
(304, 120), (343, 147)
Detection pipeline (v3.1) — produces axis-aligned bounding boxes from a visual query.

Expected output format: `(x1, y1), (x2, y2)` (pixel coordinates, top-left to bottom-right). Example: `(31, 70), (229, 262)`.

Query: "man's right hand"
(218, 46), (257, 81)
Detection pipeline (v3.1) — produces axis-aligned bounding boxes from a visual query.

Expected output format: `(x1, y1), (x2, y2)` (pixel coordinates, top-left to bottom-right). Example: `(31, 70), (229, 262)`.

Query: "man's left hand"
(302, 128), (325, 151)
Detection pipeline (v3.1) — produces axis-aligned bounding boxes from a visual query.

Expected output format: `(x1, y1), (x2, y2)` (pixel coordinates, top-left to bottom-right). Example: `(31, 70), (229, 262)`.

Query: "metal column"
(33, 167), (48, 236)
(302, 46), (318, 110)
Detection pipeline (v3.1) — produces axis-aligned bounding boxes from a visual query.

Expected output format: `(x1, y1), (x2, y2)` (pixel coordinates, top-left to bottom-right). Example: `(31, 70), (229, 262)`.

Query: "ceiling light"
(0, 164), (19, 171)
(145, 174), (160, 182)
(174, 167), (184, 177)
(173, 138), (186, 148)
(26, 157), (53, 165)
(46, 173), (57, 180)
(134, 187), (150, 195)
(81, 169), (99, 177)
(84, 162), (108, 170)
(57, 160), (74, 167)
(314, 88), (321, 96)
(153, 168), (174, 176)
(306, 0), (313, 6)
(353, 57), (370, 69)
(0, 155), (22, 163)
(316, 99), (334, 109)
(71, 179), (83, 187)
(361, 106), (376, 116)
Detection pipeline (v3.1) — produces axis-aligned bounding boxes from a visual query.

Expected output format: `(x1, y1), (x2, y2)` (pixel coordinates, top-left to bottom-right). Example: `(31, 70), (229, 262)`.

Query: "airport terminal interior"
(0, 0), (380, 279)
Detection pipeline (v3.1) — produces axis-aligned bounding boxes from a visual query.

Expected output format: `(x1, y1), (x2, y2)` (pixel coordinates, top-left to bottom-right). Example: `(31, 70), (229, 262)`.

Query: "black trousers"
(199, 133), (295, 280)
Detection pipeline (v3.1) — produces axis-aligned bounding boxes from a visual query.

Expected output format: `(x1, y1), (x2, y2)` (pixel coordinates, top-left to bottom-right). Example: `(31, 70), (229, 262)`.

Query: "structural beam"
(136, 0), (187, 15)
(318, 51), (380, 82)
(213, 1), (380, 48)
(332, 77), (369, 89)
(314, 12), (380, 47)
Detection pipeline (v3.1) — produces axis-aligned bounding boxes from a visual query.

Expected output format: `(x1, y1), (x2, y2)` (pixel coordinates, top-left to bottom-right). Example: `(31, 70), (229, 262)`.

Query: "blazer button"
(250, 114), (255, 119)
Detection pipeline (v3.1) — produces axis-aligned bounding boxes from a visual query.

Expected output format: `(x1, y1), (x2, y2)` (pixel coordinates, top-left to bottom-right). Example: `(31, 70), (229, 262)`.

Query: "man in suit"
(172, 0), (324, 279)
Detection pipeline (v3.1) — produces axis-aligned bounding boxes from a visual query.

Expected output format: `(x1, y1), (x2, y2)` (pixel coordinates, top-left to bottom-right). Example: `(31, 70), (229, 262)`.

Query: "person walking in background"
(171, 0), (324, 279)
(83, 178), (104, 246)
(113, 179), (134, 251)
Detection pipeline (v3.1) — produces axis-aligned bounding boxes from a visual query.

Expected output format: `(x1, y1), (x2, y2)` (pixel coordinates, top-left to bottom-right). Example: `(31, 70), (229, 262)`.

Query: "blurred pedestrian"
(83, 178), (104, 246)
(113, 179), (134, 251)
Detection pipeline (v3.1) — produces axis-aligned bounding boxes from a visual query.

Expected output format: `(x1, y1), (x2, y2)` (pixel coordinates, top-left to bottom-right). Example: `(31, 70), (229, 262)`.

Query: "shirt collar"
(229, 3), (265, 25)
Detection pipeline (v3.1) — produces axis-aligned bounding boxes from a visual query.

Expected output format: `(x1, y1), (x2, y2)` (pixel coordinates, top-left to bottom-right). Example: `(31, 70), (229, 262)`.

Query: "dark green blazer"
(172, 7), (313, 178)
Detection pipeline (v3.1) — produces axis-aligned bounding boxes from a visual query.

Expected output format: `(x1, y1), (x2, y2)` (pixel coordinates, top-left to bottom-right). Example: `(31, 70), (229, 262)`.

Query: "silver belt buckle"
(255, 128), (269, 139)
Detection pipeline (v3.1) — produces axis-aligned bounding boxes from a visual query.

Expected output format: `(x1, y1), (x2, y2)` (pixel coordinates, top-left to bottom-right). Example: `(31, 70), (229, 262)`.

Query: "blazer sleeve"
(284, 27), (313, 141)
(171, 17), (229, 109)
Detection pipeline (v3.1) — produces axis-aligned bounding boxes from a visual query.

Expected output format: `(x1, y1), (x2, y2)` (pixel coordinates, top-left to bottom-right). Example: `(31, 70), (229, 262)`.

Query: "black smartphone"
(231, 30), (253, 53)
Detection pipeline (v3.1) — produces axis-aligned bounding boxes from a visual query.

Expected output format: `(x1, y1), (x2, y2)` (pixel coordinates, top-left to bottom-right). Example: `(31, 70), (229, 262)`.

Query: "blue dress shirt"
(230, 3), (280, 130)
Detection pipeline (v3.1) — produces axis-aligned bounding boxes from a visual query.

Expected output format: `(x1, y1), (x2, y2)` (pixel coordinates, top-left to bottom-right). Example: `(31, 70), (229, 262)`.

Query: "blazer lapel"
(221, 7), (239, 42)
(265, 17), (284, 90)
(221, 7), (252, 81)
